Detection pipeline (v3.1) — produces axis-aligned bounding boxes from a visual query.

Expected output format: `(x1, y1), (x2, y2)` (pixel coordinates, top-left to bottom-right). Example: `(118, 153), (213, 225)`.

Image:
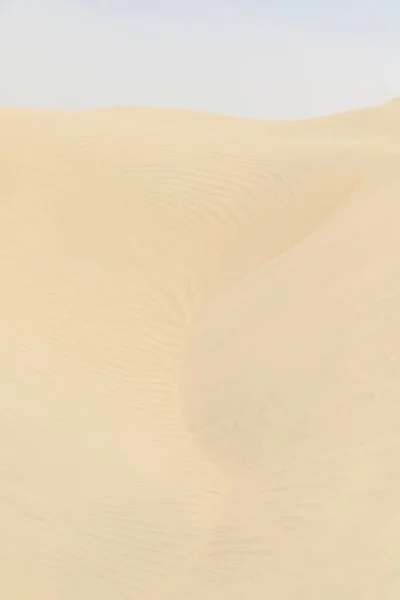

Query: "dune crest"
(1, 101), (400, 598)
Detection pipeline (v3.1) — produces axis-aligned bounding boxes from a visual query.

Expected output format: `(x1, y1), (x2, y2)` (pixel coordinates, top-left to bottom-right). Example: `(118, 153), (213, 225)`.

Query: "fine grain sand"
(1, 99), (400, 598)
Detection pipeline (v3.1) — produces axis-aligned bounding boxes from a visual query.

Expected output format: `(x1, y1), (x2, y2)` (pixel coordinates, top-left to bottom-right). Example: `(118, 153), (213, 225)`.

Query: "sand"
(1, 99), (400, 598)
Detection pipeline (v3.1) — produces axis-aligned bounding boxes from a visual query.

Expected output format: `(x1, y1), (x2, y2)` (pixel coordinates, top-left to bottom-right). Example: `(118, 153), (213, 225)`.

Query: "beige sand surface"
(1, 99), (400, 598)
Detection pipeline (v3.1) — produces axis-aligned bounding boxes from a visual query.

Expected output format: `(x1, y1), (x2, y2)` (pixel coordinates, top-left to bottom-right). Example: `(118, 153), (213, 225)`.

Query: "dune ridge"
(1, 100), (400, 598)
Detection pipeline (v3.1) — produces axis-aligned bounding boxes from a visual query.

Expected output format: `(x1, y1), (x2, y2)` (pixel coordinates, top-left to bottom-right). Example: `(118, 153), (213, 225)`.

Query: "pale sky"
(0, 0), (399, 119)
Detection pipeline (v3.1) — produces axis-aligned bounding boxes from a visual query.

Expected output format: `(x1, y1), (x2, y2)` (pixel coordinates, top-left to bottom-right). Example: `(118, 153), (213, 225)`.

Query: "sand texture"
(1, 100), (400, 598)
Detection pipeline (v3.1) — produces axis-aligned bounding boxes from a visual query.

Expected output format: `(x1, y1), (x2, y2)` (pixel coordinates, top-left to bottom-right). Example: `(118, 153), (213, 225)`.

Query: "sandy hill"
(1, 100), (400, 598)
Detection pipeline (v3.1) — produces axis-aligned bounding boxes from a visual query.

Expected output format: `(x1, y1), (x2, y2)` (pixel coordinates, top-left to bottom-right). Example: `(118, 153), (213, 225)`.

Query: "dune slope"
(1, 101), (400, 598)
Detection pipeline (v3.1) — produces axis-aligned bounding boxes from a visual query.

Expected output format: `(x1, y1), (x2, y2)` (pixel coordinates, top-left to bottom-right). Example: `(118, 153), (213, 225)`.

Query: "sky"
(0, 0), (399, 119)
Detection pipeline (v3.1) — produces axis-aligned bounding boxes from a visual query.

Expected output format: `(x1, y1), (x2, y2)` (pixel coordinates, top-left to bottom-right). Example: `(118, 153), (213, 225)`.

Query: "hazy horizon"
(1, 1), (399, 119)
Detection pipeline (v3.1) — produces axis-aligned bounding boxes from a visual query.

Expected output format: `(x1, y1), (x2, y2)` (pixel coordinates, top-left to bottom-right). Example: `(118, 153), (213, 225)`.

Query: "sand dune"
(1, 100), (400, 598)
